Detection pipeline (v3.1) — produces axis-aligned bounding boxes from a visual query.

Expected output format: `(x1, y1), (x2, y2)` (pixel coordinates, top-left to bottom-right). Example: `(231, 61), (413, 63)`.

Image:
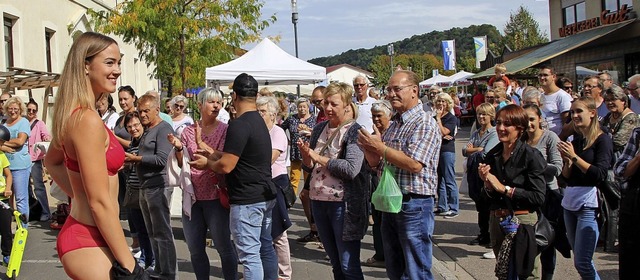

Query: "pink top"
(28, 119), (51, 161)
(269, 125), (288, 178)
(309, 123), (352, 202)
(181, 122), (228, 201)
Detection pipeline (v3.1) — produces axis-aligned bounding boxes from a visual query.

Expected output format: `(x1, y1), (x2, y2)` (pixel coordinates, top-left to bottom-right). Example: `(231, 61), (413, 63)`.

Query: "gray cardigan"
(303, 120), (370, 241)
(530, 130), (563, 190)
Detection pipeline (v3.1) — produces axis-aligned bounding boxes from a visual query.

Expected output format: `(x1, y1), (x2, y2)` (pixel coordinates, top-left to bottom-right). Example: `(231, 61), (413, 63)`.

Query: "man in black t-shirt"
(191, 73), (278, 279)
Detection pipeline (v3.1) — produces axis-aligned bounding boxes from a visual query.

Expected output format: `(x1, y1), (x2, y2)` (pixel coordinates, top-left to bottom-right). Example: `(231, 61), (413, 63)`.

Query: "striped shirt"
(381, 104), (442, 195)
(127, 140), (141, 189)
(614, 127), (640, 180)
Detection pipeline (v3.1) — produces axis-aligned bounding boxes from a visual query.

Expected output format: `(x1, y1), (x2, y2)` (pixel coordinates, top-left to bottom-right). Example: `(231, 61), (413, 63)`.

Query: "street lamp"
(291, 0), (300, 97)
(387, 43), (394, 76)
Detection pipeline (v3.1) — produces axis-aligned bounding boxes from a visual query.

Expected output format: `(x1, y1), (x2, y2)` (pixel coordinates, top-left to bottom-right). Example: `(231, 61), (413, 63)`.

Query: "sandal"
(50, 221), (63, 230)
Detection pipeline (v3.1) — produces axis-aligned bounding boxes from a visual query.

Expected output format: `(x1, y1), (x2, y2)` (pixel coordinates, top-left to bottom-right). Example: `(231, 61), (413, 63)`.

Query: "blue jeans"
(564, 207), (600, 280)
(12, 168), (31, 227)
(436, 152), (458, 213)
(30, 160), (50, 217)
(140, 186), (177, 279)
(311, 200), (363, 280)
(382, 196), (435, 280)
(183, 200), (238, 280)
(229, 199), (278, 280)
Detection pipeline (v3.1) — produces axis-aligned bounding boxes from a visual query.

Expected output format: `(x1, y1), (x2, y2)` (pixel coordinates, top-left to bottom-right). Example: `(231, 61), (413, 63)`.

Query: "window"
(4, 17), (14, 68)
(45, 29), (54, 72)
(603, 0), (633, 11)
(563, 2), (586, 26)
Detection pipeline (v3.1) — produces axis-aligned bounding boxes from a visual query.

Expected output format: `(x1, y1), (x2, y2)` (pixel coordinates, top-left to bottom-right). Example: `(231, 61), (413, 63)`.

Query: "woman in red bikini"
(44, 32), (141, 279)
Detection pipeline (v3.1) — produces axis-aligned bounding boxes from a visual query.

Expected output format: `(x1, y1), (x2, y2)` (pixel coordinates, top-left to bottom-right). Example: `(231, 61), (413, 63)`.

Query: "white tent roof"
(205, 38), (326, 85)
(447, 70), (475, 83)
(419, 75), (450, 88)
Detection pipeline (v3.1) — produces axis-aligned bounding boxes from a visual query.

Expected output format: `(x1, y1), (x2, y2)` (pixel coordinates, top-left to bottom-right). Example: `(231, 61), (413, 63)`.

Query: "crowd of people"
(0, 32), (639, 280)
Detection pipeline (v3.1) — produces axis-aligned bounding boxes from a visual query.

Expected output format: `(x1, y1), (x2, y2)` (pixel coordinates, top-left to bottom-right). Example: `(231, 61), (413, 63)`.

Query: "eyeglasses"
(563, 86), (573, 90)
(385, 85), (415, 93)
(126, 122), (142, 130)
(311, 99), (323, 104)
(173, 104), (185, 110)
(27, 109), (37, 113)
(583, 84), (597, 89)
(353, 83), (367, 87)
(429, 91), (439, 95)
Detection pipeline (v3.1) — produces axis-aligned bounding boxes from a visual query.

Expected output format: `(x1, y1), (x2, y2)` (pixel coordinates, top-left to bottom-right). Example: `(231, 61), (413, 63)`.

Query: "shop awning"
(470, 20), (634, 79)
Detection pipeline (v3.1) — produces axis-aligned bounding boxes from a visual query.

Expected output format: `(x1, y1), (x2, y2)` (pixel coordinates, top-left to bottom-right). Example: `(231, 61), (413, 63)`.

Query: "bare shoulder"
(68, 110), (107, 144)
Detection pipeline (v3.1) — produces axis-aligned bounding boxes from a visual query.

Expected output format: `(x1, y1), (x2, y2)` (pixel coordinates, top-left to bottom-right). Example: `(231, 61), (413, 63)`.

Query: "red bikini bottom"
(56, 216), (108, 259)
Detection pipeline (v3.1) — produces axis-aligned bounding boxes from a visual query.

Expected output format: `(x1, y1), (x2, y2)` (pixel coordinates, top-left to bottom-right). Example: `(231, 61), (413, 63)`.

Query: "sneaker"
(482, 251), (495, 259)
(39, 214), (51, 222)
(436, 210), (452, 216)
(296, 232), (319, 243)
(443, 212), (459, 219)
(433, 209), (446, 215)
(2, 256), (9, 266)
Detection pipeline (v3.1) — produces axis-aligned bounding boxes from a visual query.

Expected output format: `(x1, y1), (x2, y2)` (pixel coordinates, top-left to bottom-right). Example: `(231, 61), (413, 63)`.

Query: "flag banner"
(442, 40), (456, 71)
(473, 36), (488, 69)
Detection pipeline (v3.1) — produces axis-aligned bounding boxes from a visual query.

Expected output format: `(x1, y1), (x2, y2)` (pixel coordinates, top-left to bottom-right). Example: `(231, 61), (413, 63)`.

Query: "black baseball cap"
(232, 73), (258, 97)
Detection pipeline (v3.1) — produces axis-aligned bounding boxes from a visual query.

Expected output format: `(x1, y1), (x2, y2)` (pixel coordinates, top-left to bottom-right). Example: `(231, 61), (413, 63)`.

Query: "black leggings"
(0, 200), (13, 257)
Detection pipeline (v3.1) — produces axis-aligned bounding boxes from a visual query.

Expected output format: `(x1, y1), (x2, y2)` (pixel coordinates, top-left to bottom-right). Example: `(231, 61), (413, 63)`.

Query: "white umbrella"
(419, 74), (451, 89)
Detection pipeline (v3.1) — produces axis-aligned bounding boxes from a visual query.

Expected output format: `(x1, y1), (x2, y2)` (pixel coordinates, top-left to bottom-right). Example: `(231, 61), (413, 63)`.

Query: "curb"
(432, 242), (476, 280)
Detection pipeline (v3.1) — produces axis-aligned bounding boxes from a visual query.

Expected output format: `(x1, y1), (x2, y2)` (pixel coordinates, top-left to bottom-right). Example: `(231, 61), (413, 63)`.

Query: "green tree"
(90, 0), (275, 94)
(503, 5), (549, 51)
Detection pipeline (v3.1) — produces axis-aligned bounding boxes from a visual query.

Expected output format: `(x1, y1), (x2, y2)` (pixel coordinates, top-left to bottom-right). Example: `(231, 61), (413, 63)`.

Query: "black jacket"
(482, 139), (546, 211)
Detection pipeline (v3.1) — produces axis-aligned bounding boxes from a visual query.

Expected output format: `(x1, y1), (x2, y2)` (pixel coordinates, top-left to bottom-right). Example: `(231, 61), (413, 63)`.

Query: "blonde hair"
(51, 32), (118, 147)
(494, 63), (507, 74)
(572, 96), (602, 149)
(324, 82), (354, 106)
(435, 92), (454, 111)
(3, 96), (26, 116)
(475, 102), (496, 120)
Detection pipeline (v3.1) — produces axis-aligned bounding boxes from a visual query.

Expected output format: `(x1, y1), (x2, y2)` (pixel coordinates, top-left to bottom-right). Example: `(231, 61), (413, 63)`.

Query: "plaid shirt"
(381, 104), (442, 195)
(614, 127), (640, 179)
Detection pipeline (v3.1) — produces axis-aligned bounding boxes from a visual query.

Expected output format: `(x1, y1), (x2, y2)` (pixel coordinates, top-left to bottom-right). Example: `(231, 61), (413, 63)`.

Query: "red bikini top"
(63, 108), (125, 176)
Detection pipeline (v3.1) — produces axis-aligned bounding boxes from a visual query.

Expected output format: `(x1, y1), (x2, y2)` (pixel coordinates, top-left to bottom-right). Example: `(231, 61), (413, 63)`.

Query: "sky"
(245, 0), (551, 61)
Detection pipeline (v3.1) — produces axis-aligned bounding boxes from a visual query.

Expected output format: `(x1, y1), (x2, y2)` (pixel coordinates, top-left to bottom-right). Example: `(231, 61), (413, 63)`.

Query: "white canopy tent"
(419, 74), (450, 89)
(447, 70), (475, 85)
(205, 38), (327, 86)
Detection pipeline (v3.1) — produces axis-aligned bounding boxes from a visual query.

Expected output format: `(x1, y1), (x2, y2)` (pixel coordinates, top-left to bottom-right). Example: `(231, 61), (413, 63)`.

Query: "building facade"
(549, 0), (640, 85)
(1, 0), (157, 122)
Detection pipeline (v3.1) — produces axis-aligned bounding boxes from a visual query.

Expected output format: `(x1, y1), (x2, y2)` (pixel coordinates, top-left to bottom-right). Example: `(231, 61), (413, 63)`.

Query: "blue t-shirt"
(3, 117), (31, 170)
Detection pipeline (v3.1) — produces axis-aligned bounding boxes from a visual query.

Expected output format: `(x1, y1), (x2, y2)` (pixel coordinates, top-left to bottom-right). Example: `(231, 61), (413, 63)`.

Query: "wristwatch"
(571, 156), (578, 163)
(504, 185), (511, 195)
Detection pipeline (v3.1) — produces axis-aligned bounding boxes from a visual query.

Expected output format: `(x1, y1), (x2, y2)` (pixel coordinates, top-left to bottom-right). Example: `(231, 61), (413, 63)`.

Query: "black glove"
(112, 261), (149, 280)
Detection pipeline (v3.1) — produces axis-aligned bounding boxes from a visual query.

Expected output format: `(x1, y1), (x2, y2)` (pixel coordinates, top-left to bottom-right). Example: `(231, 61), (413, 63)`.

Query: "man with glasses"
(538, 66), (572, 135)
(582, 76), (609, 120)
(128, 94), (178, 279)
(600, 72), (614, 91)
(310, 86), (327, 122)
(0, 92), (11, 118)
(358, 70), (442, 280)
(626, 74), (640, 114)
(353, 75), (376, 133)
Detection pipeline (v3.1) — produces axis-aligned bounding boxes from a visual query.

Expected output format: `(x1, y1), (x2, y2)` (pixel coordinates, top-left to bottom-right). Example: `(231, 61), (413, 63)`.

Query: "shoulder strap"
(30, 119), (39, 131)
(319, 119), (354, 156)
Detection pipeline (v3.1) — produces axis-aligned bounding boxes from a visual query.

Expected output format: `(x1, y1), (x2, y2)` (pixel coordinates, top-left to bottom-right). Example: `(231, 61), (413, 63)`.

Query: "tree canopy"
(90, 0), (275, 94)
(503, 5), (549, 51)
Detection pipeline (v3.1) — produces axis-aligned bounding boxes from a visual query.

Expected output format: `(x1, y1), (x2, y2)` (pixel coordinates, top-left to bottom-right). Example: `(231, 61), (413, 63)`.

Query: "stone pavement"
(0, 125), (620, 279)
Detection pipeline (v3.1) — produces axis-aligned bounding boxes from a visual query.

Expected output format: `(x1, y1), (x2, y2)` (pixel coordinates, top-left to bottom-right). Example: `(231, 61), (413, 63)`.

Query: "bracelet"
(383, 146), (389, 160)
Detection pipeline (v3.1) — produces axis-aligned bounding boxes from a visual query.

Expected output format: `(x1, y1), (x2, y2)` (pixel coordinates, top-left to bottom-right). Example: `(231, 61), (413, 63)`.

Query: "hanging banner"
(473, 36), (488, 68)
(442, 40), (456, 71)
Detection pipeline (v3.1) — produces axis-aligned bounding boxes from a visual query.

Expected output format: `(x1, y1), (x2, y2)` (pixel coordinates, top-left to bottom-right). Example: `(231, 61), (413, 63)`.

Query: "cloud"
(248, 0), (551, 60)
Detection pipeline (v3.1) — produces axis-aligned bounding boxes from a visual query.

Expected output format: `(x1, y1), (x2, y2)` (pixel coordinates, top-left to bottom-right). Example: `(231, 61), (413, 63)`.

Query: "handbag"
(281, 183), (296, 209)
(122, 187), (140, 209)
(217, 185), (230, 209)
(534, 211), (555, 251)
(371, 150), (403, 213)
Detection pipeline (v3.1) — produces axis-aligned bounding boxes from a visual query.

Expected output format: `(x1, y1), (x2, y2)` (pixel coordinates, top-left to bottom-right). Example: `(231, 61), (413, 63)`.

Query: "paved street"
(0, 125), (619, 279)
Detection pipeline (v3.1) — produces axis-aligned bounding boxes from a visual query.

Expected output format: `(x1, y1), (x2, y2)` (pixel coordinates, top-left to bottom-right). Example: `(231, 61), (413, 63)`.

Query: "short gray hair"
(429, 85), (442, 93)
(353, 74), (370, 85)
(295, 97), (310, 107)
(629, 74), (640, 88)
(371, 100), (392, 117)
(605, 84), (629, 108)
(522, 86), (542, 103)
(197, 88), (223, 104)
(256, 96), (279, 115)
